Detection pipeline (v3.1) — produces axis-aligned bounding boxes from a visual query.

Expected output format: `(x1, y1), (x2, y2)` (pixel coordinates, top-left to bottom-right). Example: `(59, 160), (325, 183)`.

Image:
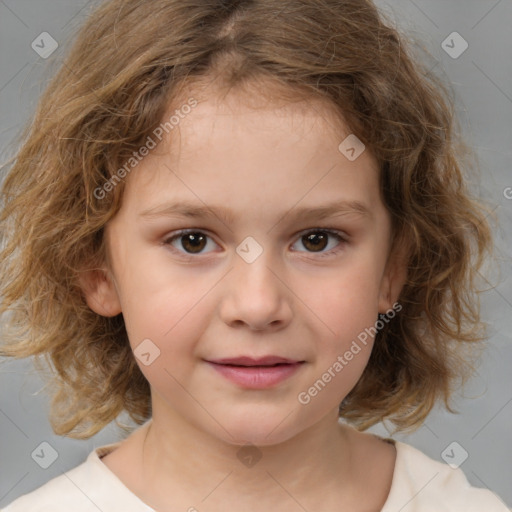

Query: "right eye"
(163, 229), (219, 255)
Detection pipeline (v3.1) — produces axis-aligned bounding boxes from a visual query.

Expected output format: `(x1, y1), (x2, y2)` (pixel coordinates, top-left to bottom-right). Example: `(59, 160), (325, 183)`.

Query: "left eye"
(163, 229), (347, 256)
(291, 229), (346, 255)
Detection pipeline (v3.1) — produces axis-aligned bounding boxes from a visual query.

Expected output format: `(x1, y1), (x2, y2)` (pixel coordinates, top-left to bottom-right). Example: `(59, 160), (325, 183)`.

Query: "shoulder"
(1, 443), (154, 512)
(1, 454), (98, 512)
(382, 440), (510, 512)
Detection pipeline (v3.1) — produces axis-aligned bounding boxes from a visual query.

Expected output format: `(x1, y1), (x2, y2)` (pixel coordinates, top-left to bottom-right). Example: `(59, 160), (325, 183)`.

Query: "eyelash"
(162, 228), (348, 259)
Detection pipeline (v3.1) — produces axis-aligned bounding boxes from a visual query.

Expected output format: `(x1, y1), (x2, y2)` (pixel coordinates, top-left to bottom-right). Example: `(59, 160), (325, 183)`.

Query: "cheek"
(113, 255), (210, 360)
(311, 261), (382, 338)
(300, 258), (384, 397)
(122, 284), (209, 351)
(122, 282), (210, 393)
(114, 245), (193, 326)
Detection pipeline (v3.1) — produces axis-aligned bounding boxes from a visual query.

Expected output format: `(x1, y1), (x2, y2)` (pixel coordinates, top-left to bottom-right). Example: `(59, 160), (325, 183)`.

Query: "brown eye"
(302, 232), (329, 252)
(164, 230), (216, 255)
(180, 232), (207, 253)
(291, 229), (347, 257)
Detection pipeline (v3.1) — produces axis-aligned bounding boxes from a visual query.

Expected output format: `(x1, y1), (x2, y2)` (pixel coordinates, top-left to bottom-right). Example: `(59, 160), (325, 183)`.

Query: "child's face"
(85, 83), (405, 446)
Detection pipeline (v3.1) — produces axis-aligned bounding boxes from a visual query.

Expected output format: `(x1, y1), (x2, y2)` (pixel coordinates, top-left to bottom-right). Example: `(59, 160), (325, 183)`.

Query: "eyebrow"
(140, 199), (371, 225)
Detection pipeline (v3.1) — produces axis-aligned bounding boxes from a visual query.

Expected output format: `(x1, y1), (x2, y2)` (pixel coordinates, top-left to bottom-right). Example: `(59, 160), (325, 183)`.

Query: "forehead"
(165, 75), (355, 148)
(118, 80), (382, 224)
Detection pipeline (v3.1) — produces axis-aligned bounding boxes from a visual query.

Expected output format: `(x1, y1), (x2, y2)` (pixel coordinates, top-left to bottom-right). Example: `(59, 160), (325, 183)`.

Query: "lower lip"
(207, 362), (304, 389)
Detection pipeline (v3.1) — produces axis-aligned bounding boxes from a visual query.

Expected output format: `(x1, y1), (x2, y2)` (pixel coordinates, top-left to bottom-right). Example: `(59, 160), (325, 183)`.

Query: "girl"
(0, 0), (509, 510)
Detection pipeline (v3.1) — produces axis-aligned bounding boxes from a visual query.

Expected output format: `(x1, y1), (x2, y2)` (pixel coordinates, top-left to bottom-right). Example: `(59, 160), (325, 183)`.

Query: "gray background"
(0, 0), (511, 508)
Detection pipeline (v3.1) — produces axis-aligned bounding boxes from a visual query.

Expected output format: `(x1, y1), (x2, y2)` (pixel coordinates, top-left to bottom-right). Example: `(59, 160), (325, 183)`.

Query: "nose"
(218, 249), (293, 332)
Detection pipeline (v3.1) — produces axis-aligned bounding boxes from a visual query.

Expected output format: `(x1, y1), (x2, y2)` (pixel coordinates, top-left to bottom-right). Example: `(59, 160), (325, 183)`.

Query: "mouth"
(207, 355), (303, 367)
(205, 356), (305, 388)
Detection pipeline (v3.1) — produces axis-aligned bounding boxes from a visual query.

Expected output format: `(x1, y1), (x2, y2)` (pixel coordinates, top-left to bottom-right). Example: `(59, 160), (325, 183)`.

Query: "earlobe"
(78, 266), (122, 317)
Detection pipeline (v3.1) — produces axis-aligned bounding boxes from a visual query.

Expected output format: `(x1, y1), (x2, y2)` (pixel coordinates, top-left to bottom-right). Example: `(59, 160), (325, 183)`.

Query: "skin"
(81, 79), (407, 512)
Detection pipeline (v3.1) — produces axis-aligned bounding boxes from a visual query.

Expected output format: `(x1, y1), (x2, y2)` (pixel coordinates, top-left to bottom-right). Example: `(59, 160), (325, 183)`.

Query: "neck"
(136, 400), (358, 511)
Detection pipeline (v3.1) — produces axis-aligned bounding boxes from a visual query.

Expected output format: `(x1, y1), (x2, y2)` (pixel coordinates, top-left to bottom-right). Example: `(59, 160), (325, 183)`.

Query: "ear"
(378, 238), (408, 313)
(78, 265), (122, 317)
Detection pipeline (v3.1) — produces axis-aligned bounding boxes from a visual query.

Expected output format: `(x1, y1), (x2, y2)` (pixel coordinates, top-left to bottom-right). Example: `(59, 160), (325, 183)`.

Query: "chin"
(207, 411), (306, 448)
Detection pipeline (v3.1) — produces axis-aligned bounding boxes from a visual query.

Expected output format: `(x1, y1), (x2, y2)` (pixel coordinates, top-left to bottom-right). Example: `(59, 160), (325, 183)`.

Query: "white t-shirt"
(2, 437), (509, 511)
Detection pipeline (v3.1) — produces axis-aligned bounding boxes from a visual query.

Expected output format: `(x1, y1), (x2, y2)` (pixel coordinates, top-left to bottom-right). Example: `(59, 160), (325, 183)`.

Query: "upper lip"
(207, 356), (302, 366)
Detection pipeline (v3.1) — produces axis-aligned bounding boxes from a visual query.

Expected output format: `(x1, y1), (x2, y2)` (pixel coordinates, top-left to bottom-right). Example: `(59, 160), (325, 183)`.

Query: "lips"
(209, 356), (301, 366)
(205, 356), (305, 388)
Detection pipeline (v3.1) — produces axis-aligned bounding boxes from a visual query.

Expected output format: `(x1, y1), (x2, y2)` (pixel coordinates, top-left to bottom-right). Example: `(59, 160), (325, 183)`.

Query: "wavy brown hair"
(0, 0), (492, 438)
